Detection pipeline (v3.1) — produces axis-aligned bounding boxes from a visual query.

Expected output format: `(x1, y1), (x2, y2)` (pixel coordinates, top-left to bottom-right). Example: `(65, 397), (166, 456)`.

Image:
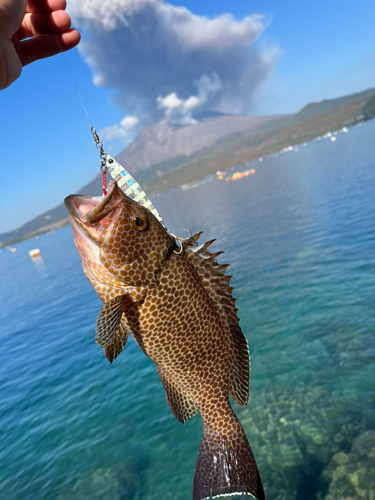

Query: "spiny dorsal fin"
(202, 238), (216, 250)
(209, 251), (225, 261)
(157, 366), (197, 423)
(184, 231), (203, 246)
(184, 235), (250, 407)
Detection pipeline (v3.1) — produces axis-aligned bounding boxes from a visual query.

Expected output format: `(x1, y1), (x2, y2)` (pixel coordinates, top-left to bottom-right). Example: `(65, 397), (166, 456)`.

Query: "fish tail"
(193, 409), (265, 500)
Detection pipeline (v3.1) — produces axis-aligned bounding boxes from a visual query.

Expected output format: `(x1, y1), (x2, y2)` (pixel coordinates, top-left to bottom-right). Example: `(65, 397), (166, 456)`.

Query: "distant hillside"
(1, 87), (374, 248)
(296, 88), (375, 121)
(141, 92), (375, 194)
(363, 94), (375, 118)
(0, 175), (102, 247)
(116, 114), (277, 175)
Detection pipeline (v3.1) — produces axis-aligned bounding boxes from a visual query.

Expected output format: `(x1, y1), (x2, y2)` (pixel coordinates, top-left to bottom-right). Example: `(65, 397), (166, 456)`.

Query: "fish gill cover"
(64, 159), (265, 499)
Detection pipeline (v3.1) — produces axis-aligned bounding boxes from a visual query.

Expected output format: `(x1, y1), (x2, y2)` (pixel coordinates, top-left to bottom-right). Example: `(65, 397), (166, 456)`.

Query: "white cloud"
(69, 0), (279, 122)
(157, 73), (222, 123)
(184, 96), (200, 110)
(195, 73), (222, 104)
(120, 116), (139, 129)
(99, 115), (139, 141)
(157, 92), (183, 111)
(157, 92), (197, 124)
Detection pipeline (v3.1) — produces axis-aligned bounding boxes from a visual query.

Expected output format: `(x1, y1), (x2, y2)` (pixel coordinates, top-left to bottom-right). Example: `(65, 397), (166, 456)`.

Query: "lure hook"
(173, 241), (184, 255)
(170, 229), (192, 255)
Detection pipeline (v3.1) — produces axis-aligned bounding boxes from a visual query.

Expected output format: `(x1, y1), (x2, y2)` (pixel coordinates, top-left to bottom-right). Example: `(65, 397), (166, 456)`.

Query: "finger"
(17, 29), (80, 66)
(26, 0), (67, 13)
(16, 10), (71, 40)
(0, 39), (23, 91)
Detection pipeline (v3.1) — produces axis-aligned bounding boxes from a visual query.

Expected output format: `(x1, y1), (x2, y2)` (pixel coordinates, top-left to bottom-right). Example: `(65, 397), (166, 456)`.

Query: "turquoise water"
(1, 121), (375, 500)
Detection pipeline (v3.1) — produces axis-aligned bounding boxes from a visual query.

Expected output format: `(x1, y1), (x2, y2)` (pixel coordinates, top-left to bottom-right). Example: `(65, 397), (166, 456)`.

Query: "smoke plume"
(70, 0), (278, 126)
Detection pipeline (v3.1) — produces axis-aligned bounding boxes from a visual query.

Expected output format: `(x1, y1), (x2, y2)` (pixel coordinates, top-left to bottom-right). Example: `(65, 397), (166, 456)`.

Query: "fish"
(65, 180), (265, 500)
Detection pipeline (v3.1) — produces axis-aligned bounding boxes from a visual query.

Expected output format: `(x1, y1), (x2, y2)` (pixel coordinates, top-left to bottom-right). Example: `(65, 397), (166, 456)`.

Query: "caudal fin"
(192, 420), (265, 500)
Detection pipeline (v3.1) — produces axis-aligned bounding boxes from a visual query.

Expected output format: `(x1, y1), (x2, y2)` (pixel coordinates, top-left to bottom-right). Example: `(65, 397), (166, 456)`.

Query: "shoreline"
(1, 115), (374, 249)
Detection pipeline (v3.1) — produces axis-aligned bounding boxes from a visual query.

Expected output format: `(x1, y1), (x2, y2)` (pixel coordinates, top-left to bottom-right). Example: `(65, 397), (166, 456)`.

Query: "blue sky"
(1, 0), (374, 233)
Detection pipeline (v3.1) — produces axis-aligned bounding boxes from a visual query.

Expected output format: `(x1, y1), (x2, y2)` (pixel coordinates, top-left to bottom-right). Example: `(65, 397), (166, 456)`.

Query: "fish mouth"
(64, 181), (120, 243)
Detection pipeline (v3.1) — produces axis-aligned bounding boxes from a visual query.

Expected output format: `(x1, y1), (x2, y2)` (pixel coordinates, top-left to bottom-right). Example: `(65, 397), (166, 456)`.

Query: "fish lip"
(64, 195), (100, 243)
(64, 181), (118, 243)
(85, 181), (118, 224)
(64, 181), (117, 219)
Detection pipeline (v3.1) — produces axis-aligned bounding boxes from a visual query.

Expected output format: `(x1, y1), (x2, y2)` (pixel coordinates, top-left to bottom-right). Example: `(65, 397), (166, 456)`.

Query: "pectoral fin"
(96, 295), (132, 363)
(96, 295), (126, 347)
(104, 320), (129, 364)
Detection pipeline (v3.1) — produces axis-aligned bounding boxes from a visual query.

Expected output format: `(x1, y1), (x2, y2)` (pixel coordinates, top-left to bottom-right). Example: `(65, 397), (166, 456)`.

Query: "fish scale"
(65, 181), (265, 500)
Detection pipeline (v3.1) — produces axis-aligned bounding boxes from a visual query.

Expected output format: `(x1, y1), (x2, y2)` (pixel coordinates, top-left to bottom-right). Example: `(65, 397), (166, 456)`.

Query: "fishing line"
(53, 31), (91, 124)
(52, 31), (164, 216)
(58, 49), (91, 125)
(53, 30), (108, 194)
(52, 28), (183, 250)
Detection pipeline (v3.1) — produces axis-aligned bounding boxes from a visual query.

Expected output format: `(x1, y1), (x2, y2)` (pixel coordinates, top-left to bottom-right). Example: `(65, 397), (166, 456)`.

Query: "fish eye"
(131, 214), (148, 231)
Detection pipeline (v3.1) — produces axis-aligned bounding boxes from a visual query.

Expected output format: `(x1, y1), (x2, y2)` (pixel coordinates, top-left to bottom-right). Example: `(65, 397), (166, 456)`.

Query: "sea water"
(1, 120), (374, 500)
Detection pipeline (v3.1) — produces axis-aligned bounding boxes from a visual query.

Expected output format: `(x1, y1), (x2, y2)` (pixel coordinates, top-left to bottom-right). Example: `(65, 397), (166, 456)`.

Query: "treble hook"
(181, 228), (192, 239)
(173, 241), (184, 255)
(169, 228), (193, 255)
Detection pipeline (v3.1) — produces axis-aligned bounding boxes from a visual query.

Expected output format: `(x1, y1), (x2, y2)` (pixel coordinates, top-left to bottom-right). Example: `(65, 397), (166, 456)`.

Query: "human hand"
(0, 0), (80, 90)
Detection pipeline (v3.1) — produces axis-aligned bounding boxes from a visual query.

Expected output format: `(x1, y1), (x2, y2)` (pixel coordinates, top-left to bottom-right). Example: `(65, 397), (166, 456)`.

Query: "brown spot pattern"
(66, 185), (265, 500)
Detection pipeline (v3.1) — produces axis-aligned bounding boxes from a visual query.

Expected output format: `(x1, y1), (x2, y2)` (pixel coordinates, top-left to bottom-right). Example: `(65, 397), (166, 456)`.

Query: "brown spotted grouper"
(65, 181), (265, 500)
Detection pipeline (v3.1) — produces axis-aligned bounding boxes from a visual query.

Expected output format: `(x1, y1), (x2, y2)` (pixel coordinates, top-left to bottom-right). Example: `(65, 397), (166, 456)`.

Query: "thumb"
(0, 38), (22, 90)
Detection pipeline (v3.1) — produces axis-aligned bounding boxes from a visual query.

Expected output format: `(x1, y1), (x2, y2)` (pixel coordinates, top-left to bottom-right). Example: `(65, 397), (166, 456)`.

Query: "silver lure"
(105, 155), (163, 223)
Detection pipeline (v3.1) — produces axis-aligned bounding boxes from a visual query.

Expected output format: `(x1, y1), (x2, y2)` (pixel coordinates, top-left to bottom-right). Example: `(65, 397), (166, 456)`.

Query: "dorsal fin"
(184, 233), (250, 406)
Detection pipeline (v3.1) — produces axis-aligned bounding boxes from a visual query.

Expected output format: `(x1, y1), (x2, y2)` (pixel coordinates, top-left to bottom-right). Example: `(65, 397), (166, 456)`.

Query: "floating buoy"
(225, 168), (256, 182)
(29, 249), (41, 259)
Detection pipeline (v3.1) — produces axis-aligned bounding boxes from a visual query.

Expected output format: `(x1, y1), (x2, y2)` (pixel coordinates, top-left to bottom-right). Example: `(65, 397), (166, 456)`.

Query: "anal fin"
(157, 366), (197, 423)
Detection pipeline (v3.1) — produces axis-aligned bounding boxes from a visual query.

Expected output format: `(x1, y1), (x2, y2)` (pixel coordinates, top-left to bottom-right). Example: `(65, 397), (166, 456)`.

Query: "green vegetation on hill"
(1, 89), (374, 248)
(142, 93), (375, 195)
(363, 94), (375, 119)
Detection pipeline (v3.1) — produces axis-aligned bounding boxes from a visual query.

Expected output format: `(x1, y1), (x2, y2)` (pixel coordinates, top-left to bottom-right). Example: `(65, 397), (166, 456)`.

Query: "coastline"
(1, 110), (374, 249)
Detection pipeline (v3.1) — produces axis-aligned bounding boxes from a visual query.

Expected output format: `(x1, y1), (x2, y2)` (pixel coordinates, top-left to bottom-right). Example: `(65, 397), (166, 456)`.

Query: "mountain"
(115, 87), (375, 177)
(0, 174), (103, 248)
(141, 91), (375, 195)
(296, 88), (375, 121)
(1, 87), (374, 248)
(115, 114), (277, 175)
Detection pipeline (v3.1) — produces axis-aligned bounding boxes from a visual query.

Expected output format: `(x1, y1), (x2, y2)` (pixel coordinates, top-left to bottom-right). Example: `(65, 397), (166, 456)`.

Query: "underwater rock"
(320, 430), (375, 500)
(55, 449), (149, 500)
(238, 384), (363, 500)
